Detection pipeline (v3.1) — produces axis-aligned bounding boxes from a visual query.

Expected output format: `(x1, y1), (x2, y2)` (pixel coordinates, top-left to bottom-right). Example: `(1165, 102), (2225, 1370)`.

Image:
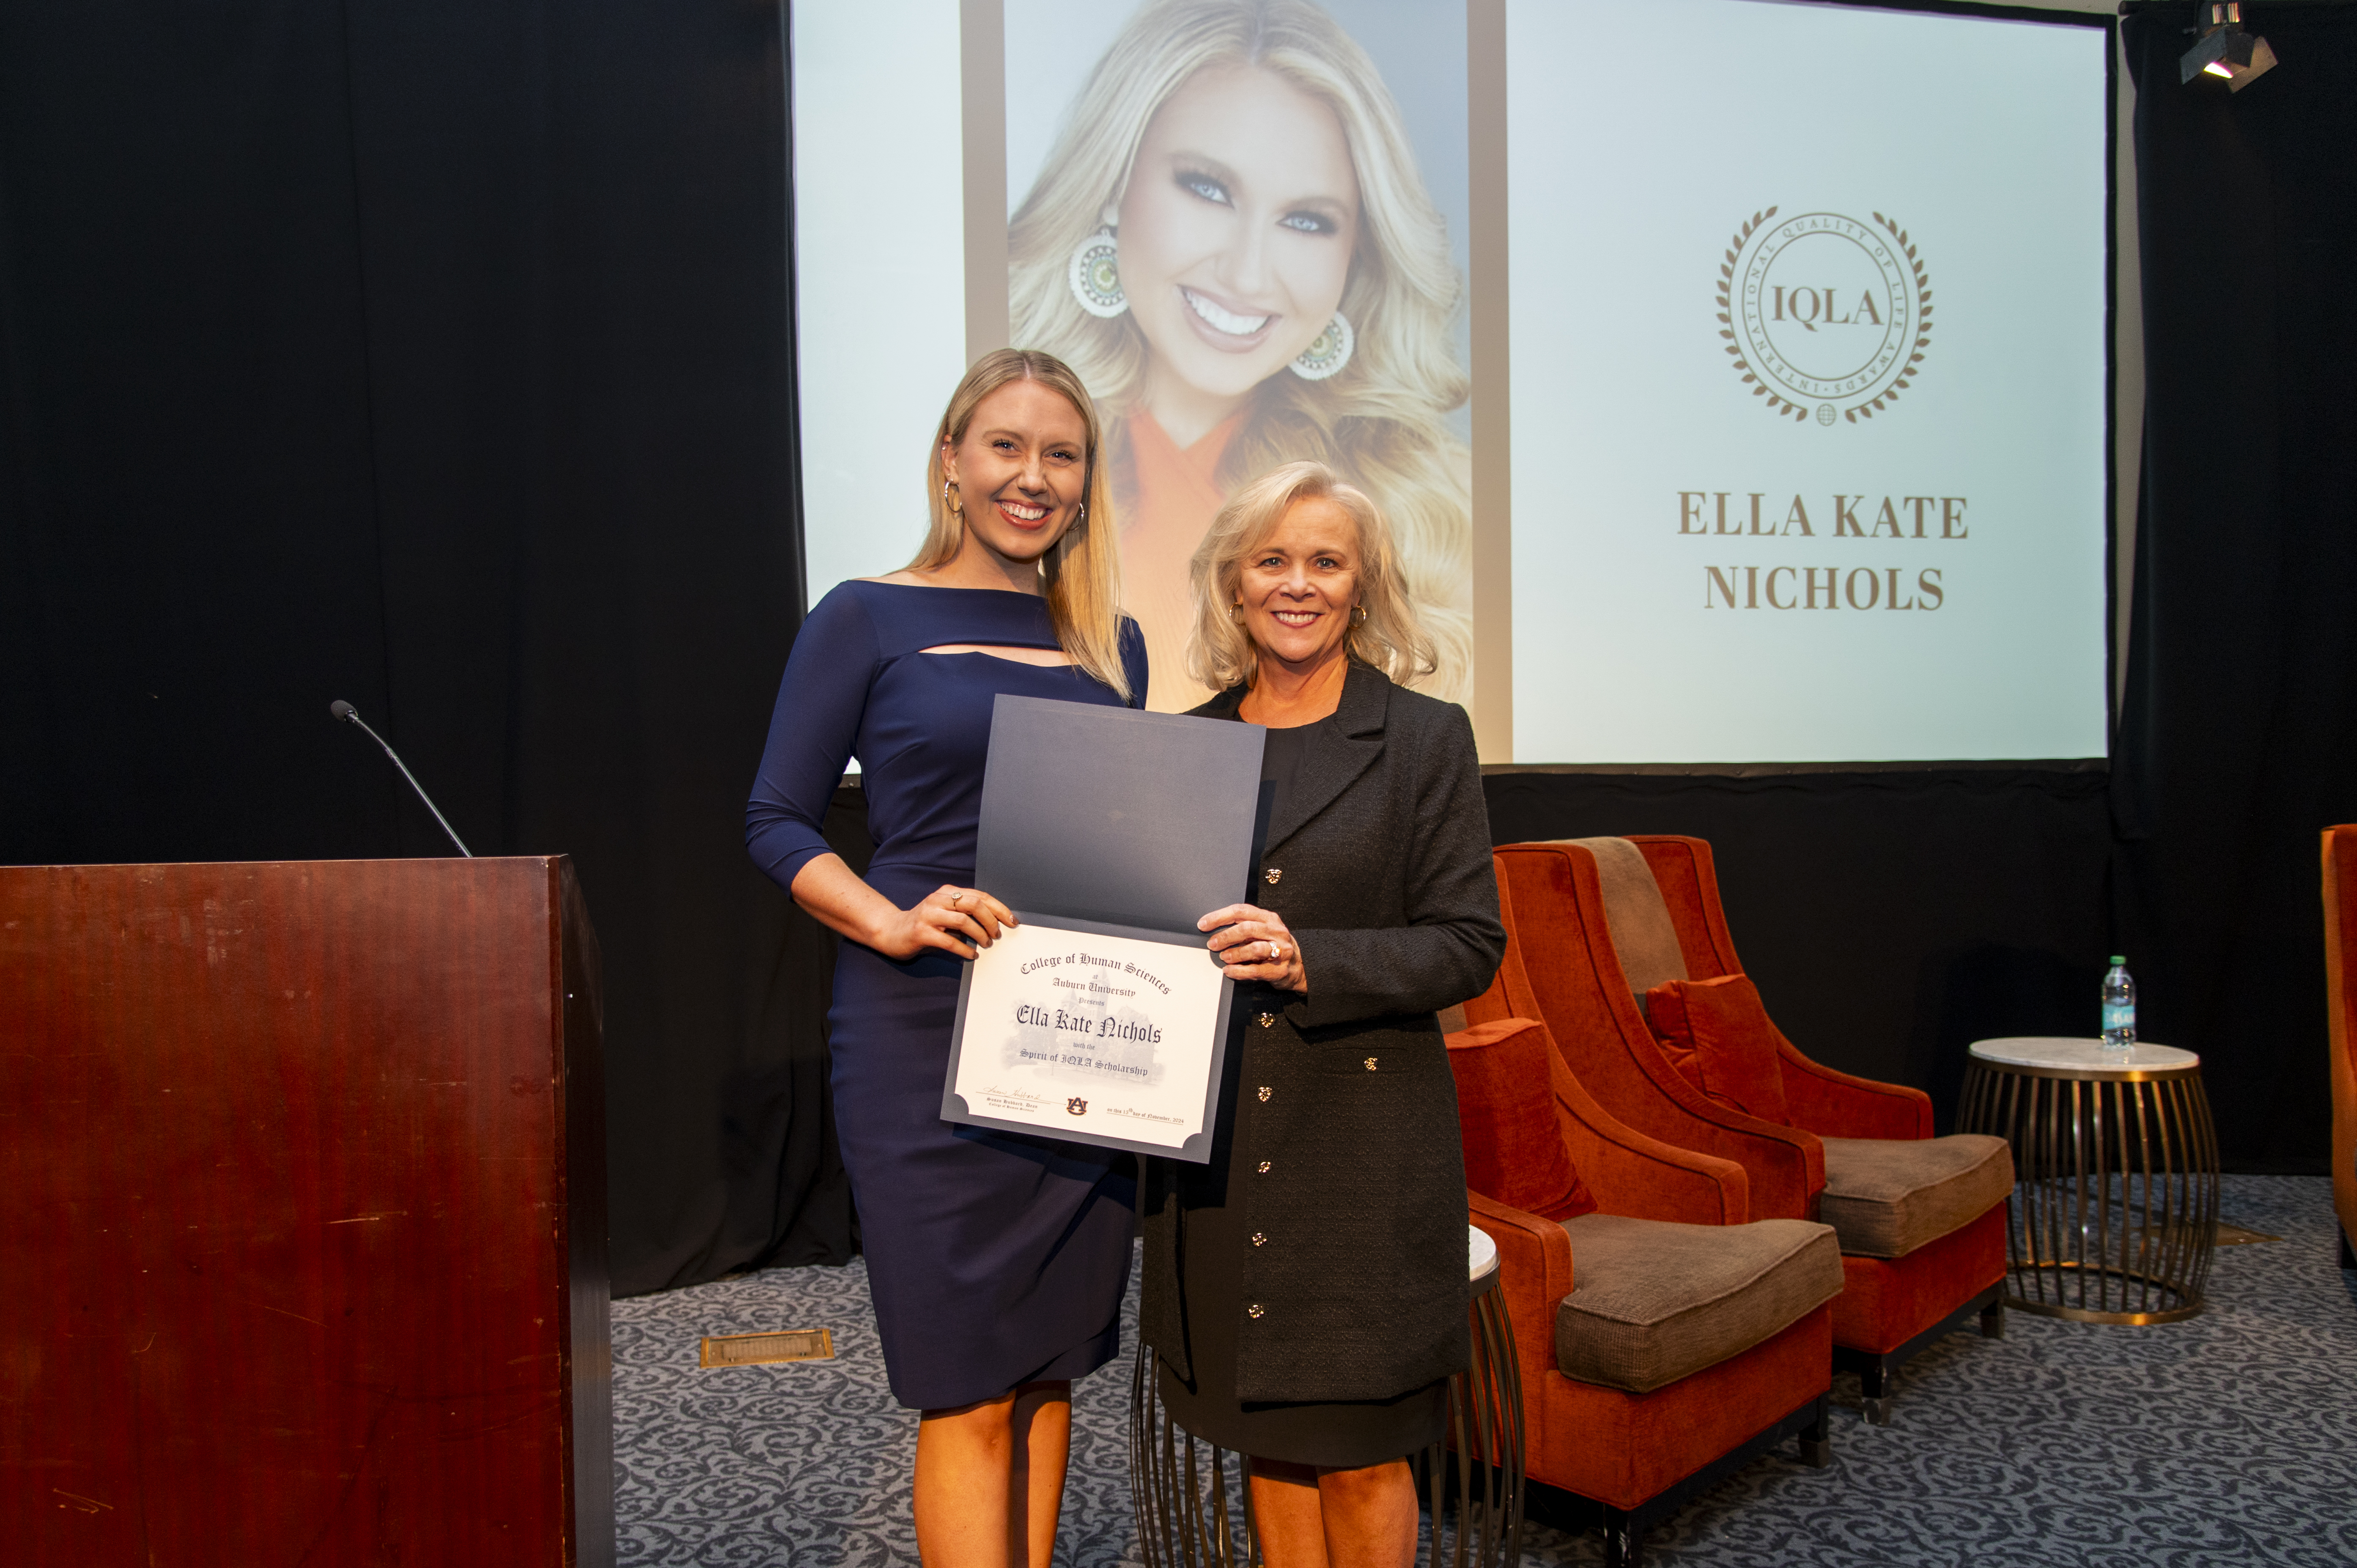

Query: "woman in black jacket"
(1144, 459), (1506, 1567)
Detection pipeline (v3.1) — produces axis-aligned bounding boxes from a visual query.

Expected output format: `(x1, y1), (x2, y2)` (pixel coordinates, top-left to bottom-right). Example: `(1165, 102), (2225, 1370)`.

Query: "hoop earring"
(1067, 226), (1126, 318)
(1288, 310), (1355, 381)
(941, 479), (963, 515)
(1230, 602), (1246, 626)
(1350, 603), (1369, 628)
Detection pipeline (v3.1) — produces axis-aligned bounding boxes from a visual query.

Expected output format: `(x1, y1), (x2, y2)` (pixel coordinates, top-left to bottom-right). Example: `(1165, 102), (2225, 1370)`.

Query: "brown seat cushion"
(1553, 1213), (1842, 1394)
(1819, 1135), (2015, 1259)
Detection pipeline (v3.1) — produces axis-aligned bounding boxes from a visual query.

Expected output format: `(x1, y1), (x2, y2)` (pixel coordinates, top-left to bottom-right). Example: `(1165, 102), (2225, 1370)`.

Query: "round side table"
(1959, 1037), (2220, 1324)
(1130, 1225), (1526, 1567)
(1433, 1229), (1526, 1568)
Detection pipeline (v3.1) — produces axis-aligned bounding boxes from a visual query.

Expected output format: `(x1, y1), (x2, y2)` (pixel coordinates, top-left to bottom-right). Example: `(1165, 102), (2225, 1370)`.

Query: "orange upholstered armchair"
(2326, 826), (2357, 1270)
(1448, 968), (1838, 1568)
(1460, 842), (1824, 1220)
(1488, 838), (2013, 1424)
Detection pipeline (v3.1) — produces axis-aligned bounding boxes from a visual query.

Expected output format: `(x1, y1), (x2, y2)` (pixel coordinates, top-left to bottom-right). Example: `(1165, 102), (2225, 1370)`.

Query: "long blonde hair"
(1008, 0), (1470, 700)
(1188, 460), (1435, 694)
(912, 349), (1132, 701)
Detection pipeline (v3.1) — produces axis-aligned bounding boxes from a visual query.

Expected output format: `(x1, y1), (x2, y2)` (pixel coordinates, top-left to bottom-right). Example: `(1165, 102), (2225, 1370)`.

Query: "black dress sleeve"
(744, 586), (882, 892)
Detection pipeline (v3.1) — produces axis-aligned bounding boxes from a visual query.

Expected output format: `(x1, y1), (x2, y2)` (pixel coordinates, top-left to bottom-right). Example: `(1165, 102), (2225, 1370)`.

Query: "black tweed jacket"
(1140, 660), (1506, 1403)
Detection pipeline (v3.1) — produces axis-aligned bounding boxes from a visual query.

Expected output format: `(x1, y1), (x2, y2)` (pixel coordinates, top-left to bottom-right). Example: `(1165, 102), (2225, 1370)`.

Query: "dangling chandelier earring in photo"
(1289, 311), (1355, 380)
(1067, 206), (1127, 319)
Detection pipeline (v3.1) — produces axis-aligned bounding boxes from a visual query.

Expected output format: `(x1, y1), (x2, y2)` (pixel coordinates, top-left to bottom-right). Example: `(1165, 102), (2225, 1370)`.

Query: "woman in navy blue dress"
(746, 349), (1147, 1567)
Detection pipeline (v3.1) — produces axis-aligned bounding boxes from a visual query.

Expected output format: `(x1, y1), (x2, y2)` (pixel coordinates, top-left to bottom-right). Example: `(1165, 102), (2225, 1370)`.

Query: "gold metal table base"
(1130, 1269), (1525, 1568)
(1959, 1046), (2220, 1325)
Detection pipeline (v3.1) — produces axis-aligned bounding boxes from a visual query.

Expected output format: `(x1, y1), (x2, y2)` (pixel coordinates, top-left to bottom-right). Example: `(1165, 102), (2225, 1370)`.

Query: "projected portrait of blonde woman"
(1009, 0), (1471, 711)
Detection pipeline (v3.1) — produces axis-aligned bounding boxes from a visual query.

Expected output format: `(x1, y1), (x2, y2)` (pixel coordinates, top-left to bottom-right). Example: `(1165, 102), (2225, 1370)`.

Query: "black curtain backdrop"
(0, 0), (853, 1296)
(2115, 1), (2357, 1175)
(5, 4), (2350, 1304)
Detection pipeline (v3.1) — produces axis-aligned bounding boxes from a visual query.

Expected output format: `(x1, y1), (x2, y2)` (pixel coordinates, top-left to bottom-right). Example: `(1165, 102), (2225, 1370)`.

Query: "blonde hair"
(1008, 0), (1470, 700)
(1187, 460), (1435, 694)
(912, 349), (1132, 701)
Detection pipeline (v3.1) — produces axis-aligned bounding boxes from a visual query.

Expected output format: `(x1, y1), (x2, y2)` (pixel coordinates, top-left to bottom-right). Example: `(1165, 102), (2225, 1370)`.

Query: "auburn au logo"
(1066, 1097), (1088, 1116)
(1717, 208), (1935, 426)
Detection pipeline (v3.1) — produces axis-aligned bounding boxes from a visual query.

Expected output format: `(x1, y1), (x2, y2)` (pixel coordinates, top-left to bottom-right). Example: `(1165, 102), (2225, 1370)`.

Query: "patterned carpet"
(613, 1176), (2357, 1566)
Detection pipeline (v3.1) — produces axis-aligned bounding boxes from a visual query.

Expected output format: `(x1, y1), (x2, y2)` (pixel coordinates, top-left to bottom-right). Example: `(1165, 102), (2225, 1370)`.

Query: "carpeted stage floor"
(612, 1176), (2357, 1566)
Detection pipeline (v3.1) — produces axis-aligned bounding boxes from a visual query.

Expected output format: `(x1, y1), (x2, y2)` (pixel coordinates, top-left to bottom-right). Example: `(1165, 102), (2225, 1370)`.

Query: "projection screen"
(790, 0), (2114, 765)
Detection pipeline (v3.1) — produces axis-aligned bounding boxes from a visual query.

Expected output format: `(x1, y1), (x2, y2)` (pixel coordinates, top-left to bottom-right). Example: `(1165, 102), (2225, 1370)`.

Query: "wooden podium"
(0, 858), (613, 1565)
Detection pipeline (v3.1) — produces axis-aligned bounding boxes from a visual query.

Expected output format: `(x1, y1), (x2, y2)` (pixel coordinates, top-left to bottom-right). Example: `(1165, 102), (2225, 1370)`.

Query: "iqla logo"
(1717, 208), (1934, 425)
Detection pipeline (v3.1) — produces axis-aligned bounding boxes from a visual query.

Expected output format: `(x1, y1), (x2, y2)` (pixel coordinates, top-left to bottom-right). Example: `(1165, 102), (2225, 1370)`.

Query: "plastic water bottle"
(2101, 956), (2136, 1051)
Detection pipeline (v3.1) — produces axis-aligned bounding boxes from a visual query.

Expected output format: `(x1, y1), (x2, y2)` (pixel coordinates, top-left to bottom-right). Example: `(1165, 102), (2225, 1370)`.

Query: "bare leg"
(915, 1393), (1014, 1568)
(1248, 1458), (1331, 1568)
(1315, 1458), (1418, 1568)
(913, 1380), (1073, 1568)
(1008, 1381), (1073, 1568)
(1248, 1454), (1419, 1568)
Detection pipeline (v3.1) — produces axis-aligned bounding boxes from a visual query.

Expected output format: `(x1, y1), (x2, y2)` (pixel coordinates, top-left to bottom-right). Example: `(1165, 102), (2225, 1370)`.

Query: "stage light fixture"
(2181, 3), (2277, 93)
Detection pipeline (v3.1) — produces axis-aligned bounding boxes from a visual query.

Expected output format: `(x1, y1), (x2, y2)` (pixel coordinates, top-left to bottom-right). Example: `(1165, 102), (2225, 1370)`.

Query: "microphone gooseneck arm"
(329, 700), (474, 857)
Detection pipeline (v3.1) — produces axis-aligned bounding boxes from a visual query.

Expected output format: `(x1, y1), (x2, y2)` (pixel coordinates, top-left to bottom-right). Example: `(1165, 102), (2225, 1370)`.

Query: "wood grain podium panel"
(0, 857), (612, 1566)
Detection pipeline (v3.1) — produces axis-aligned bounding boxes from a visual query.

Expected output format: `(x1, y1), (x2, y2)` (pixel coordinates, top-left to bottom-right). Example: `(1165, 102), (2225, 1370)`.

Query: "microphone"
(329, 699), (474, 857)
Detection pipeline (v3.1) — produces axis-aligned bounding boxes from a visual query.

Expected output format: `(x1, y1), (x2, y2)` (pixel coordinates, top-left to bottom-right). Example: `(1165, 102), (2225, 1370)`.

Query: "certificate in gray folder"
(942, 694), (1267, 1162)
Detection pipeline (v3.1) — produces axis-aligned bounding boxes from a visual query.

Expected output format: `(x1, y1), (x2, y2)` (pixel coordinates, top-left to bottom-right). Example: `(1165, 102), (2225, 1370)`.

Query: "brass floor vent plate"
(700, 1328), (835, 1368)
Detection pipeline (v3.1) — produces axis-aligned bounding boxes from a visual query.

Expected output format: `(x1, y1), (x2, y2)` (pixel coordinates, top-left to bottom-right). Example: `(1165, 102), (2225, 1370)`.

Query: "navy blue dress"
(746, 580), (1150, 1410)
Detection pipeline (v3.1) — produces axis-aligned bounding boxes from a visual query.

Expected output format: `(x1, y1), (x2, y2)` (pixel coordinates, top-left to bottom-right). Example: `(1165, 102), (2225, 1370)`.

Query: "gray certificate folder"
(942, 694), (1268, 1162)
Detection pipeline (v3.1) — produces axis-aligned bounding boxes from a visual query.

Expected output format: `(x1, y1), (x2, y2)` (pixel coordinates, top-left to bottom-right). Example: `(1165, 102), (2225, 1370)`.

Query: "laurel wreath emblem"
(1854, 213), (1934, 422)
(1716, 207), (1935, 425)
(1716, 207), (1794, 419)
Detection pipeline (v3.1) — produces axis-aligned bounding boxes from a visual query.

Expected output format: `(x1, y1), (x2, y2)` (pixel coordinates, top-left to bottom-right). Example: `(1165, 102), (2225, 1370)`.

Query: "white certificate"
(942, 913), (1233, 1161)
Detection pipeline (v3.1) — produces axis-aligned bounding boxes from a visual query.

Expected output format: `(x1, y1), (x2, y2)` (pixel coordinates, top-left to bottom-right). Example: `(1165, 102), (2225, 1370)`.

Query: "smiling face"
(1117, 64), (1361, 417)
(939, 379), (1091, 570)
(1235, 493), (1362, 672)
